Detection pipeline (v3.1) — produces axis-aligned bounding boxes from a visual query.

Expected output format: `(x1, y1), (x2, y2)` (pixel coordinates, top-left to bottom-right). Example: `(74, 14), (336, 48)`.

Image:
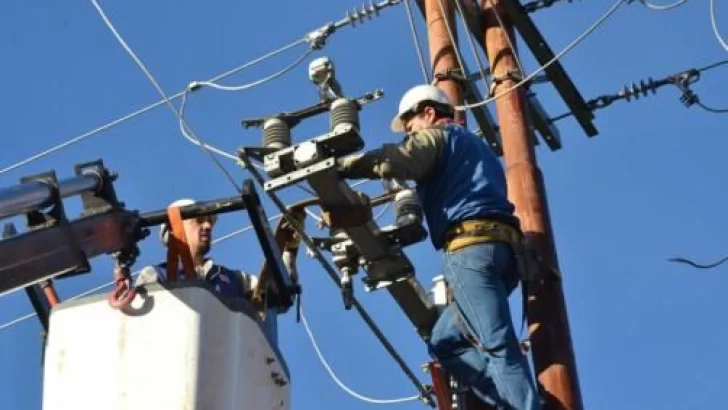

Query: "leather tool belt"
(444, 218), (540, 282)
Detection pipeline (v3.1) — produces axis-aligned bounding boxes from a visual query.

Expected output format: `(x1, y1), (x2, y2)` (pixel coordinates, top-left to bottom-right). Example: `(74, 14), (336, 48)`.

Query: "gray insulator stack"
(394, 189), (422, 227)
(262, 117), (291, 150)
(329, 98), (359, 132)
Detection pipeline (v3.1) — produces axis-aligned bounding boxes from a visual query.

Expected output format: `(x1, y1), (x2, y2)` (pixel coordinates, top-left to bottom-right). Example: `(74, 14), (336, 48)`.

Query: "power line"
(88, 0), (243, 193)
(190, 48), (316, 92)
(300, 308), (422, 405)
(453, 0), (492, 93)
(668, 255), (728, 270)
(549, 60), (728, 122)
(403, 0), (430, 83)
(637, 0), (690, 11)
(710, 0), (728, 53)
(0, 39), (308, 177)
(1, 1), (404, 177)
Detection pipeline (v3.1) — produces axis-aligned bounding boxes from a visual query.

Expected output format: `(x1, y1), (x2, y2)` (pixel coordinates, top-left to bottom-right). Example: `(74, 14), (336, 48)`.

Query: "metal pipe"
(0, 173), (102, 220)
(482, 1), (583, 409)
(139, 196), (247, 227)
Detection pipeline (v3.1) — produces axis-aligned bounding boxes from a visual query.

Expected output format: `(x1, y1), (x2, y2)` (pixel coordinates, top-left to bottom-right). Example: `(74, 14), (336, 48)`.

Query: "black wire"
(697, 101), (728, 114)
(548, 111), (573, 123)
(697, 59), (728, 74)
(668, 255), (728, 270)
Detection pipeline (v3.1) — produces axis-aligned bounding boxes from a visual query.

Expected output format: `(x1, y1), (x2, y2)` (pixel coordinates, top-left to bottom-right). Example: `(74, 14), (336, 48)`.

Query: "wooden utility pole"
(481, 1), (583, 409)
(424, 0), (465, 124)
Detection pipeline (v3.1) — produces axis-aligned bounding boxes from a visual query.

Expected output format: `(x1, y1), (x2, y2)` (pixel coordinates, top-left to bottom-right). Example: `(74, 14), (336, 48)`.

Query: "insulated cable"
(1, 0), (404, 176)
(404, 0), (431, 83)
(454, 0), (627, 111)
(0, 38), (309, 177)
(453, 0), (493, 93)
(637, 0), (689, 11)
(548, 59), (728, 122)
(176, 89), (320, 199)
(710, 0), (728, 54)
(190, 48), (316, 92)
(177, 90), (241, 161)
(300, 308), (422, 404)
(88, 0), (242, 192)
(668, 255), (728, 270)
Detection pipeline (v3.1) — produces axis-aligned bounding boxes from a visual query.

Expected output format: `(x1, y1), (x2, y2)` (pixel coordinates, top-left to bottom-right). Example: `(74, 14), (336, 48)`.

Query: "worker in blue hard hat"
(136, 198), (258, 300)
(338, 84), (541, 410)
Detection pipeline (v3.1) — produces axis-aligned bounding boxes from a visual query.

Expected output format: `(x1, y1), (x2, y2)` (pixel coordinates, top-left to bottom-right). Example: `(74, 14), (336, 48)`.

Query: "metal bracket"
(241, 89), (384, 130)
(242, 123), (364, 179)
(496, 0), (598, 137)
(74, 159), (121, 216)
(241, 179), (299, 309)
(21, 171), (90, 279)
(252, 157), (436, 335)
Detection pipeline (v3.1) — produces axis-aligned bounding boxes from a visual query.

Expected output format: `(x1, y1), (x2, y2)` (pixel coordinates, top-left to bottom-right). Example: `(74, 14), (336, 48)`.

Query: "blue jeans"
(427, 242), (541, 410)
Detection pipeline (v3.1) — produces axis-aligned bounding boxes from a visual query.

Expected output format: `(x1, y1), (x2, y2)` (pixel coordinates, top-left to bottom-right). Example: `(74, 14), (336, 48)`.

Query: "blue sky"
(1, 1), (727, 409)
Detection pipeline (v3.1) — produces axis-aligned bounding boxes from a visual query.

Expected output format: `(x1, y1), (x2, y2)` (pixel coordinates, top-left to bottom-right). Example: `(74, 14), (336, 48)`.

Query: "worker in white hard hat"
(338, 84), (541, 410)
(136, 198), (258, 299)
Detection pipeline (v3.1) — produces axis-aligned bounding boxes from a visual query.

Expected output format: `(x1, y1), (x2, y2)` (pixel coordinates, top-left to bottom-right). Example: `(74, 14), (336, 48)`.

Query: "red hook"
(108, 269), (137, 309)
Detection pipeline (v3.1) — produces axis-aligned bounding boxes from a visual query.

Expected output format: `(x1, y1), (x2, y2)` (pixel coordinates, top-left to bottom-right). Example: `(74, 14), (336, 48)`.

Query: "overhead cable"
(710, 0), (728, 53)
(176, 90), (320, 199)
(89, 0), (242, 192)
(300, 308), (422, 404)
(454, 0), (627, 111)
(453, 0), (492, 93)
(549, 59), (728, 122)
(403, 0), (430, 83)
(0, 0), (404, 177)
(668, 255), (728, 270)
(637, 0), (690, 11)
(190, 48), (316, 92)
(0, 37), (308, 177)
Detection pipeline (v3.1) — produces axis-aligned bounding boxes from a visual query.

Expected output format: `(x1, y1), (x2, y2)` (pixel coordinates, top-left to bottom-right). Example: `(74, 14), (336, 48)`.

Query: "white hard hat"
(390, 84), (453, 133)
(159, 198), (216, 245)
